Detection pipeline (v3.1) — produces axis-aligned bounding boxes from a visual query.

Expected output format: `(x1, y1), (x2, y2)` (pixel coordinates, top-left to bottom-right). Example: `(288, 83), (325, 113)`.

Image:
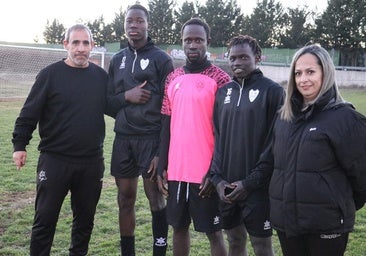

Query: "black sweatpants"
(277, 230), (349, 256)
(30, 153), (104, 256)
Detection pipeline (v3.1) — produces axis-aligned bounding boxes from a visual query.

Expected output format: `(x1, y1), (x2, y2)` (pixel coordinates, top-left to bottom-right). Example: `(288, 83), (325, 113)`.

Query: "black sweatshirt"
(12, 60), (108, 161)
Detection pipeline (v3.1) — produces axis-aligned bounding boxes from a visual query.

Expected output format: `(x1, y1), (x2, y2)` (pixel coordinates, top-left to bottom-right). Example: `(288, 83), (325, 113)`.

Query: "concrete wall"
(259, 65), (366, 88)
(173, 58), (365, 88)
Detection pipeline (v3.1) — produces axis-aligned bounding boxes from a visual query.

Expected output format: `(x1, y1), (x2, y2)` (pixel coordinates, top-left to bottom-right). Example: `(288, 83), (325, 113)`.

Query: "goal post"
(0, 44), (106, 99)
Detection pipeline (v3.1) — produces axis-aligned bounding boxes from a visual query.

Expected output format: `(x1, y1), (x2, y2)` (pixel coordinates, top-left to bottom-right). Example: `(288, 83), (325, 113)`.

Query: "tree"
(102, 24), (115, 45)
(87, 16), (107, 47)
(110, 7), (127, 47)
(172, 1), (198, 44)
(315, 0), (366, 65)
(148, 0), (175, 45)
(245, 0), (285, 48)
(316, 0), (361, 49)
(197, 0), (243, 47)
(43, 19), (65, 44)
(280, 6), (315, 48)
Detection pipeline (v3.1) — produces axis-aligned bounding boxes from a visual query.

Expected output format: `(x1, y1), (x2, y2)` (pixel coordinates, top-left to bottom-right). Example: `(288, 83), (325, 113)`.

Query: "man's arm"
(157, 114), (171, 196)
(12, 68), (49, 169)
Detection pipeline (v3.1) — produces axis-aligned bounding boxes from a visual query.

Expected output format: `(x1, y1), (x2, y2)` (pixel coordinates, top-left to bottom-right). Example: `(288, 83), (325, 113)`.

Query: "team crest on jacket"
(140, 58), (149, 70)
(249, 89), (259, 102)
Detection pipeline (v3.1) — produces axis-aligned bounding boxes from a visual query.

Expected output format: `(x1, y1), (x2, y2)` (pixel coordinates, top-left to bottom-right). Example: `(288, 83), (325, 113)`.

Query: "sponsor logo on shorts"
(155, 237), (167, 246)
(38, 170), (47, 182)
(213, 215), (220, 225)
(263, 220), (271, 230)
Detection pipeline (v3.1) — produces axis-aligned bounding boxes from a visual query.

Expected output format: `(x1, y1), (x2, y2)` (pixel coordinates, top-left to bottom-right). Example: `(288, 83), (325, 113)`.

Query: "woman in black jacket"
(244, 44), (366, 256)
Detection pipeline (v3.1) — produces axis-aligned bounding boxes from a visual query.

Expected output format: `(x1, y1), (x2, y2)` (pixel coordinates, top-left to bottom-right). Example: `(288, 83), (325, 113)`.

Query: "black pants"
(30, 153), (104, 256)
(277, 230), (349, 256)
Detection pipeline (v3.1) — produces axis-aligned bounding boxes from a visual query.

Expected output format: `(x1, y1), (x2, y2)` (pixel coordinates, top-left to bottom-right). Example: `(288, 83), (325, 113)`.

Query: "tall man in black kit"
(107, 4), (174, 256)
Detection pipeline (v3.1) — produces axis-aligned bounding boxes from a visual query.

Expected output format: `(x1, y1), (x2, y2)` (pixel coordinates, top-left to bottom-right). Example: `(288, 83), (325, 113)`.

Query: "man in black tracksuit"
(12, 24), (108, 256)
(107, 4), (174, 256)
(210, 35), (284, 256)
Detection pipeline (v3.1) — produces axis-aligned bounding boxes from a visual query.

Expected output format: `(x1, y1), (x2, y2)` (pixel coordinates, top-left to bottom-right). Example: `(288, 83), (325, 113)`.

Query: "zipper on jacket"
(132, 49), (137, 73)
(236, 79), (244, 107)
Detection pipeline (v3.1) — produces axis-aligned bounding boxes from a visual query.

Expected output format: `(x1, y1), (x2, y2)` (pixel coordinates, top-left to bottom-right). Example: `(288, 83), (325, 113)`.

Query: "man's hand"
(216, 180), (234, 203)
(199, 177), (215, 198)
(125, 81), (151, 104)
(148, 156), (159, 181)
(225, 181), (249, 202)
(13, 151), (27, 170)
(157, 170), (168, 197)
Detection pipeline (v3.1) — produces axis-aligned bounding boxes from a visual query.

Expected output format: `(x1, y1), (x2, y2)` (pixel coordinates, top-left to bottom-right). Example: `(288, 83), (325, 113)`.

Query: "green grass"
(1, 89), (366, 255)
(340, 88), (366, 114)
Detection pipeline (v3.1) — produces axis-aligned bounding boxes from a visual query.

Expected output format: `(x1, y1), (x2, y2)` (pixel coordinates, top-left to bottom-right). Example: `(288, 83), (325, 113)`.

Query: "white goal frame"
(0, 44), (106, 99)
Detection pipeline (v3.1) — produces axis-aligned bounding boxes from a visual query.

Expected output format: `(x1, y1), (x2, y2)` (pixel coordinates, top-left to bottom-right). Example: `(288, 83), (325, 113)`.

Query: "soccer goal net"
(0, 44), (106, 99)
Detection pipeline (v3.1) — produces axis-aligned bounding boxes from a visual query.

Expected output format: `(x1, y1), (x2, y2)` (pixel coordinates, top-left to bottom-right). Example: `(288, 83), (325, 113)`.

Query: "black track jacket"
(107, 38), (174, 138)
(210, 69), (284, 202)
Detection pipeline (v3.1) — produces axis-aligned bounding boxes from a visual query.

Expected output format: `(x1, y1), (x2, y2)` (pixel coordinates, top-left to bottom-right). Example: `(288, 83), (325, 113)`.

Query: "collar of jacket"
(127, 36), (154, 53)
(183, 56), (211, 74)
(233, 68), (263, 85)
(291, 85), (346, 121)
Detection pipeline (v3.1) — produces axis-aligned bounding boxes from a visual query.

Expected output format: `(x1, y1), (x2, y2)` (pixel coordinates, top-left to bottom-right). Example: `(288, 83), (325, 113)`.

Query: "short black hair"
(228, 35), (262, 60)
(181, 18), (210, 40)
(126, 4), (149, 21)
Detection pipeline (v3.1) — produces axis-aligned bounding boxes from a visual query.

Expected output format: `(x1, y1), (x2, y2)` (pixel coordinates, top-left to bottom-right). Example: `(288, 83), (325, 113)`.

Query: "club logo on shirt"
(249, 89), (259, 102)
(196, 81), (205, 89)
(224, 88), (232, 104)
(119, 56), (126, 69)
(140, 58), (149, 70)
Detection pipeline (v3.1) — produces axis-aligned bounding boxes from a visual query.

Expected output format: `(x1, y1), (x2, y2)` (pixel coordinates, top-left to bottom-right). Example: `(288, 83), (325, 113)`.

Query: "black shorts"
(219, 200), (272, 237)
(166, 181), (222, 233)
(111, 137), (159, 179)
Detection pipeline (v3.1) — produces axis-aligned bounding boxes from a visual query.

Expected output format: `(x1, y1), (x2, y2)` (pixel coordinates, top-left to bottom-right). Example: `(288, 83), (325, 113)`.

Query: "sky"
(0, 0), (327, 44)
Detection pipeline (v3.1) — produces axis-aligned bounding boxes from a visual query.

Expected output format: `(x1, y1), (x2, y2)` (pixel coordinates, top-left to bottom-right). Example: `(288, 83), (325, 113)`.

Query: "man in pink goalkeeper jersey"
(157, 18), (231, 256)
